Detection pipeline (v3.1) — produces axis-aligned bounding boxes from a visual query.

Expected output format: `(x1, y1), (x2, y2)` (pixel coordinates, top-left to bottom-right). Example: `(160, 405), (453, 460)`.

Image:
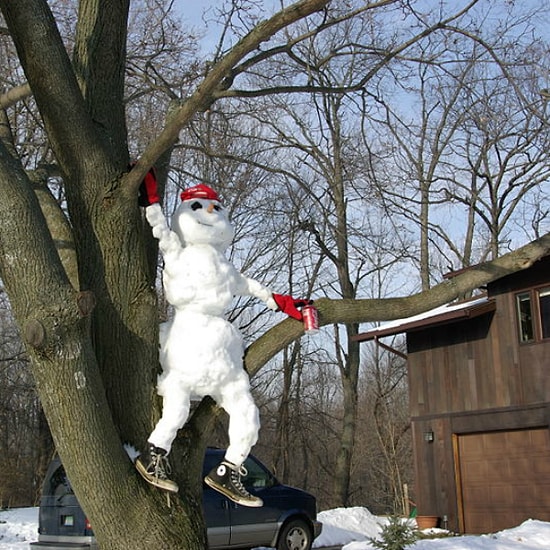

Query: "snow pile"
(0, 507), (38, 549)
(314, 506), (390, 547)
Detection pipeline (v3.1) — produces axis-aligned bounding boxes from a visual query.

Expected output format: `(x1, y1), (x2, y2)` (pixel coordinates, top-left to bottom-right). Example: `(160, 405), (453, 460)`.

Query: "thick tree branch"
(73, 0), (130, 162)
(0, 140), (70, 299)
(245, 232), (550, 375)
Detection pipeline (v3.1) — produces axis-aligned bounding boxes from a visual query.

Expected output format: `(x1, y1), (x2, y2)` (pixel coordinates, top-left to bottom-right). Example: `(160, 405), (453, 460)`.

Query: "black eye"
(191, 201), (203, 211)
(213, 205), (222, 211)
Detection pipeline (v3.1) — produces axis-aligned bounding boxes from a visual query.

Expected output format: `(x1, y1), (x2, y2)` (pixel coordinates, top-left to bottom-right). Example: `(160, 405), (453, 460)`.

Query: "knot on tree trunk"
(22, 292), (91, 351)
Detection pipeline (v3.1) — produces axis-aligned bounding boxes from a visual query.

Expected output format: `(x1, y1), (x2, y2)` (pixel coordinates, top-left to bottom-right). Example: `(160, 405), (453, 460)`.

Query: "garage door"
(457, 428), (550, 534)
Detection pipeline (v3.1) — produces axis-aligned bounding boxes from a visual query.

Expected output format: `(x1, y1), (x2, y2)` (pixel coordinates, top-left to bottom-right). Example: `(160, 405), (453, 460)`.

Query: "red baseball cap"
(180, 184), (220, 202)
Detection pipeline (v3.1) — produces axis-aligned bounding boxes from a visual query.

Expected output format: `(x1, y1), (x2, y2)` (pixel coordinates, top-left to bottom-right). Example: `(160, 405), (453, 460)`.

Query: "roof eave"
(353, 298), (496, 343)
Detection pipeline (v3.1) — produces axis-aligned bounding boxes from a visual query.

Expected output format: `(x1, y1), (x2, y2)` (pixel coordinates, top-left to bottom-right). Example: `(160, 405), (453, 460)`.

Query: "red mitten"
(138, 167), (160, 206)
(272, 293), (313, 321)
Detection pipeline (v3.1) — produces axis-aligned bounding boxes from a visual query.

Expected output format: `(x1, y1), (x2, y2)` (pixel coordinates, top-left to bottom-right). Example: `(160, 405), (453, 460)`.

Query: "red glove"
(272, 294), (313, 321)
(137, 166), (160, 206)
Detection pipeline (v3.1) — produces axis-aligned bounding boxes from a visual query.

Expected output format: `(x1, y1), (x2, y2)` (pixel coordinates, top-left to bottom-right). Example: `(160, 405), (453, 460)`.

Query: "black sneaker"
(204, 460), (263, 507)
(136, 445), (179, 493)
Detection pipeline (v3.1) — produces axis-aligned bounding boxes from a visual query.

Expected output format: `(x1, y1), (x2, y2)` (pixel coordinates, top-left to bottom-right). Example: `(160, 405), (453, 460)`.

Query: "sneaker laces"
(149, 451), (172, 480)
(230, 464), (250, 496)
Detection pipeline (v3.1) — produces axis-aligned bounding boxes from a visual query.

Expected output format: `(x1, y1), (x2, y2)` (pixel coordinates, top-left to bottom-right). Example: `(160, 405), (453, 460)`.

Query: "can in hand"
(302, 304), (319, 334)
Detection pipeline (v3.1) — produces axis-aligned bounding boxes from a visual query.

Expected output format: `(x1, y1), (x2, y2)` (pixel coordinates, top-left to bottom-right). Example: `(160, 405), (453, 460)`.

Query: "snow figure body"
(136, 183), (278, 507)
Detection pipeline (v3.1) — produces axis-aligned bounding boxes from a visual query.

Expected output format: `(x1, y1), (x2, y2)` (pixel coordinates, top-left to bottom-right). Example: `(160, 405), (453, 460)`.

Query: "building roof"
(353, 295), (496, 343)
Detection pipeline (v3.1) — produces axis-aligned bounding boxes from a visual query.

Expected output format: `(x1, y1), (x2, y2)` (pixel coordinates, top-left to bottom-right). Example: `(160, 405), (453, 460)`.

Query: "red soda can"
(302, 304), (319, 334)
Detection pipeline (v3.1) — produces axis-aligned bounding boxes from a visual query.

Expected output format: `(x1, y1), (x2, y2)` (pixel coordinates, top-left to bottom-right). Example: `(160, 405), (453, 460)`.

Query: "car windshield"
(241, 456), (276, 489)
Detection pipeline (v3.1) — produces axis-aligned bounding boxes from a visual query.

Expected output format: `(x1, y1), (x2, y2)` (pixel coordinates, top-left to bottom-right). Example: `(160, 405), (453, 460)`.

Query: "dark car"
(30, 448), (322, 550)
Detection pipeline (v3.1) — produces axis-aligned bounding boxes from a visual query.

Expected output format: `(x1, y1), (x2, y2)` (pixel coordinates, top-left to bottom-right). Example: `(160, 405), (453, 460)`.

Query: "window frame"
(515, 284), (550, 344)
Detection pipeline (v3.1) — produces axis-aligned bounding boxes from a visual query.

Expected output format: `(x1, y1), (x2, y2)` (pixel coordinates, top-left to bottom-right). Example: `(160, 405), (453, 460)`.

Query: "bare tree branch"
(129, 0), (331, 189)
(0, 83), (31, 109)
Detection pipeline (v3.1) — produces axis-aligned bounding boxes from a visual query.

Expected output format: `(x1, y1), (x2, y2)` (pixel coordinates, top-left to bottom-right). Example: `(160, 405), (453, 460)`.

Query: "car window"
(48, 465), (74, 497)
(241, 456), (275, 489)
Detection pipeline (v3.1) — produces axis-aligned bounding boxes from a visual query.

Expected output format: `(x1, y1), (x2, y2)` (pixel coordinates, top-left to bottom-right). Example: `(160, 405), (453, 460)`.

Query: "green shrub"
(369, 515), (419, 550)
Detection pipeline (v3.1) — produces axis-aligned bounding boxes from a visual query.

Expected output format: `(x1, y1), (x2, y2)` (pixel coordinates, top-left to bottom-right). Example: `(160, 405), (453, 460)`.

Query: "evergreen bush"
(369, 515), (419, 550)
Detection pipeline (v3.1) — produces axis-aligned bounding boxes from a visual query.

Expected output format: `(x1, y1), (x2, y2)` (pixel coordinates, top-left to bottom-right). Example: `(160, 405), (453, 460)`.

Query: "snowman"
(136, 172), (307, 507)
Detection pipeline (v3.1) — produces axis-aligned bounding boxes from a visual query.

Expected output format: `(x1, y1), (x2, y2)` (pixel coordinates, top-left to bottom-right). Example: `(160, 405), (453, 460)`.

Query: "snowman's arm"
(145, 203), (182, 257)
(236, 275), (278, 311)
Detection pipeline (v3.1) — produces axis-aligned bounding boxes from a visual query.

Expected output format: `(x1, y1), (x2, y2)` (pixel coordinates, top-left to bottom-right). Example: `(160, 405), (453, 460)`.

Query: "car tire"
(276, 518), (313, 550)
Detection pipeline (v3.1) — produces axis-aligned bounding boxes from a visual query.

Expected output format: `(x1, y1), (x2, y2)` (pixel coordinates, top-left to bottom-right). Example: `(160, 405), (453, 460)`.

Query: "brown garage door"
(456, 428), (550, 534)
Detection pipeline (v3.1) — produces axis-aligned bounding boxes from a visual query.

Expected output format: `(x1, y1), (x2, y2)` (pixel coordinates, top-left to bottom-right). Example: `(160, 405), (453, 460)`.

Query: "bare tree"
(361, 3), (550, 287)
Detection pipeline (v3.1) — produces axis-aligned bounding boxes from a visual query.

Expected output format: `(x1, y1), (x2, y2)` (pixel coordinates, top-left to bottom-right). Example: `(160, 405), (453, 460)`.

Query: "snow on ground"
(313, 507), (550, 549)
(0, 507), (38, 550)
(2, 505), (550, 549)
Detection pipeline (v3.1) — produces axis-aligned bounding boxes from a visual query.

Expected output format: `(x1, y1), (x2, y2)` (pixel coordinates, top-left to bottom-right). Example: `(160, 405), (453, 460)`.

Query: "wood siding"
(407, 256), (550, 534)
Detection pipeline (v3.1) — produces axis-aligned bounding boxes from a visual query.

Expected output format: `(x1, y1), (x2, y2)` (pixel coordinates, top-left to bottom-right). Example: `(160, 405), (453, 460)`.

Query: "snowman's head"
(172, 184), (235, 250)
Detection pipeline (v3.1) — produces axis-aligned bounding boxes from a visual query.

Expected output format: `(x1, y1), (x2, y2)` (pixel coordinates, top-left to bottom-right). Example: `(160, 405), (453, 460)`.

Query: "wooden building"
(354, 254), (550, 534)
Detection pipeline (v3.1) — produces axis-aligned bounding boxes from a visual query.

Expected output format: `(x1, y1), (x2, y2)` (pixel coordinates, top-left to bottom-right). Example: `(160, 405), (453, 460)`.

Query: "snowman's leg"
(148, 380), (192, 454)
(135, 379), (189, 493)
(214, 373), (260, 467)
(204, 373), (263, 507)
(135, 376), (191, 493)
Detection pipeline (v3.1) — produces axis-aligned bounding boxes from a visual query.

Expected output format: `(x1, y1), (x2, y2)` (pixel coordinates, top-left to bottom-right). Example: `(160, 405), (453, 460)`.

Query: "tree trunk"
(274, 346), (294, 480)
(333, 328), (360, 506)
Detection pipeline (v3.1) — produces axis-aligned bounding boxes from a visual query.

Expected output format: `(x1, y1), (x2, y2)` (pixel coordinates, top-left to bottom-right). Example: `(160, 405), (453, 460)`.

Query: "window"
(517, 292), (533, 342)
(540, 287), (550, 339)
(516, 286), (550, 343)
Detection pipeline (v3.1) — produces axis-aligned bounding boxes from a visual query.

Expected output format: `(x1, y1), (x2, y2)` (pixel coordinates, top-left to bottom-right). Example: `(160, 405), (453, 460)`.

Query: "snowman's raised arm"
(145, 203), (183, 257)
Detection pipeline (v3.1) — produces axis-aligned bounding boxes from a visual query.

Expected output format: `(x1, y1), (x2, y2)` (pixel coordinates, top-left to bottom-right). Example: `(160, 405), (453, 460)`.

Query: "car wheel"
(277, 519), (312, 550)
